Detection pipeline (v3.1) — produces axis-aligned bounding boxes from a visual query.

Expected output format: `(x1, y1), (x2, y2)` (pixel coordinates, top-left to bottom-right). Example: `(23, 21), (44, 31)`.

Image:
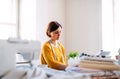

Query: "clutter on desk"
(67, 50), (120, 71)
(79, 50), (111, 58)
(1, 39), (120, 79)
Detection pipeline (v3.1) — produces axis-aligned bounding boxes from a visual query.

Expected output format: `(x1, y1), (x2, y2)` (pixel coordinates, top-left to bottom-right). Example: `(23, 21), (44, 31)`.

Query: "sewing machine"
(0, 38), (41, 77)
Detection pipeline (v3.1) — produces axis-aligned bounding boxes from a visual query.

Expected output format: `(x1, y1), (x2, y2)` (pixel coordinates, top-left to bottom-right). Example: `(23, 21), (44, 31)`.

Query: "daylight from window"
(102, 0), (120, 59)
(0, 0), (17, 39)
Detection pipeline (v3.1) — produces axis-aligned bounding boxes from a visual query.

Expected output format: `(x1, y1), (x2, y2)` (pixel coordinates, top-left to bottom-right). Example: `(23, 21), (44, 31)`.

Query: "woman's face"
(50, 27), (62, 41)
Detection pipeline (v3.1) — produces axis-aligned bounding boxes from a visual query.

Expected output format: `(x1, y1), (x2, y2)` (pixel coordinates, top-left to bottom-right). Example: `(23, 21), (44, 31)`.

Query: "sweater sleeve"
(42, 42), (66, 69)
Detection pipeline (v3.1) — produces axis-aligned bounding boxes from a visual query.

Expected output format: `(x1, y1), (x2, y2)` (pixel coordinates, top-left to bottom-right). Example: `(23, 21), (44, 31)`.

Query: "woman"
(40, 21), (68, 70)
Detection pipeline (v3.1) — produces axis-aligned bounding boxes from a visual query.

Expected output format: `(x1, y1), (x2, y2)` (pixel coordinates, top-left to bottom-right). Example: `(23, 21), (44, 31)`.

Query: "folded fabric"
(79, 60), (120, 71)
(81, 56), (115, 62)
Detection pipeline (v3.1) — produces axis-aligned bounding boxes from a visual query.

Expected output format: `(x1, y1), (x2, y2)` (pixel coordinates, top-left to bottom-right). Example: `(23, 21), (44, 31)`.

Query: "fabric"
(23, 67), (48, 79)
(2, 69), (27, 79)
(79, 58), (120, 71)
(40, 41), (67, 70)
(48, 74), (90, 79)
(81, 56), (115, 62)
(2, 67), (48, 79)
(91, 75), (120, 79)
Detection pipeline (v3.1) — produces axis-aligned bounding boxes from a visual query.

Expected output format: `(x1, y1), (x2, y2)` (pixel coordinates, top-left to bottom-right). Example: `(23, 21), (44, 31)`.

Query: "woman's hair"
(46, 21), (62, 37)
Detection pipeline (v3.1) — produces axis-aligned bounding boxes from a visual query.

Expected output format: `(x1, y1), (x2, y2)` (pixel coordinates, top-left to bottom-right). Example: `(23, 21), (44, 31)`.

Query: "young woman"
(40, 21), (68, 70)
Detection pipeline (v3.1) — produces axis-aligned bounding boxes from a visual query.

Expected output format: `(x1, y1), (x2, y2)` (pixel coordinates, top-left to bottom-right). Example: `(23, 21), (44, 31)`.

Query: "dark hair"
(46, 21), (62, 37)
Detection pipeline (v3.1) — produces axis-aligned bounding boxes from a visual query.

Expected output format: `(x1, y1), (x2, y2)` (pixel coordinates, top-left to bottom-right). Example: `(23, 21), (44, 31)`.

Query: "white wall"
(36, 0), (65, 45)
(47, 0), (66, 45)
(36, 0), (102, 54)
(36, 0), (49, 44)
(65, 0), (102, 54)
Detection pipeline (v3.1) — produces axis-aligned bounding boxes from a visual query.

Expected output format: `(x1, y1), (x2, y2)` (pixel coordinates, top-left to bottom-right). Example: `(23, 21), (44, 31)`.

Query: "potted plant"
(68, 51), (79, 59)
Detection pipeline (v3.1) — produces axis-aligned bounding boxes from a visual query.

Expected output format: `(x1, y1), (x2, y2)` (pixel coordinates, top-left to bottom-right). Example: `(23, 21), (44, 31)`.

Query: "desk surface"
(42, 67), (120, 79)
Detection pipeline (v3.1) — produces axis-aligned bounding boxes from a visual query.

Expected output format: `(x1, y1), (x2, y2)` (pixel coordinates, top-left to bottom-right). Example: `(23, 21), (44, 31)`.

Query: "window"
(0, 0), (17, 39)
(112, 0), (120, 55)
(102, 0), (120, 58)
(0, 0), (37, 40)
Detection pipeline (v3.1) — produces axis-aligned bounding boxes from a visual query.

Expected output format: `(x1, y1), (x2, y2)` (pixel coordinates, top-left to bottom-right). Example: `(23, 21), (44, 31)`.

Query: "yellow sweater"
(40, 41), (67, 70)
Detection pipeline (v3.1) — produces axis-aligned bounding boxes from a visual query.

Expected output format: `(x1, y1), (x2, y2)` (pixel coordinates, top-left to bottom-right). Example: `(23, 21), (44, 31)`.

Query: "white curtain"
(113, 0), (120, 54)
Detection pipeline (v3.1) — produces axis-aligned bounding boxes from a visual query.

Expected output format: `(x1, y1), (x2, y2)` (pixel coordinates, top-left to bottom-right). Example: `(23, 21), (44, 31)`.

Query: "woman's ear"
(47, 31), (51, 37)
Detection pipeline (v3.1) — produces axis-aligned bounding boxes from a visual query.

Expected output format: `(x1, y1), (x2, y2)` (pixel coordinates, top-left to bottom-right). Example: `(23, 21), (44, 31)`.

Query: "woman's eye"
(55, 32), (59, 34)
(54, 31), (61, 34)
